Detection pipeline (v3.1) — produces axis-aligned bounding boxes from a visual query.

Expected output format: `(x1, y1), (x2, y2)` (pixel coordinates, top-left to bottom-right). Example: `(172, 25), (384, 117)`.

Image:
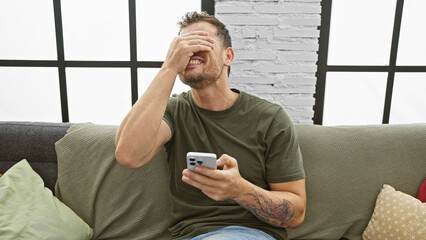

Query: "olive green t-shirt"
(163, 89), (305, 240)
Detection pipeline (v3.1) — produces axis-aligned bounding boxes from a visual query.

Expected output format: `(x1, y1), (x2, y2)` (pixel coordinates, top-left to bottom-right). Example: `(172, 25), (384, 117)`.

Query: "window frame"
(314, 0), (426, 125)
(0, 0), (214, 122)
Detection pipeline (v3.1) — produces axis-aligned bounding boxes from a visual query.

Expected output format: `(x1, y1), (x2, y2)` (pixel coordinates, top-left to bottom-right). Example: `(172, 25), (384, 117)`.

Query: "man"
(115, 11), (306, 240)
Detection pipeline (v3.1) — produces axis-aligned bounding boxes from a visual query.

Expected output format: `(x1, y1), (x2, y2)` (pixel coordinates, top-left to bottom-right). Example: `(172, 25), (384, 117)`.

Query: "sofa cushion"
(54, 123), (172, 239)
(288, 124), (426, 240)
(362, 184), (425, 240)
(0, 159), (93, 239)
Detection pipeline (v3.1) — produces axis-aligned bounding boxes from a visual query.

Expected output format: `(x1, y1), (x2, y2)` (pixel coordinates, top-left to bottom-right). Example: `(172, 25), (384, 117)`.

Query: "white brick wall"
(215, 0), (321, 124)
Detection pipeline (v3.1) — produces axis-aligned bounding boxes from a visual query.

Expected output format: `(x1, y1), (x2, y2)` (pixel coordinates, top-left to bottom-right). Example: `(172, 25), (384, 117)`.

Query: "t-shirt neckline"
(189, 88), (243, 117)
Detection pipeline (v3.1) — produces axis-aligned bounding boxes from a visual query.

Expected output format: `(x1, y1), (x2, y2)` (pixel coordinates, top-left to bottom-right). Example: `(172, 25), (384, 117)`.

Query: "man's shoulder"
(168, 91), (192, 107)
(240, 91), (283, 114)
(170, 91), (191, 100)
(240, 91), (294, 127)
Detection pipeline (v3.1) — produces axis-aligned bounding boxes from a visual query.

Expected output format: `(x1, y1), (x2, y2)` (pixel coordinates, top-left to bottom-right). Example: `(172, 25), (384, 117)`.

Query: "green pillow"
(0, 159), (93, 240)
(54, 123), (172, 239)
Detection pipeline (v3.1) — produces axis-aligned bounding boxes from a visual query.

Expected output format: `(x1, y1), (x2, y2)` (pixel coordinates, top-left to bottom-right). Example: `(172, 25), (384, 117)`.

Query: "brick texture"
(216, 0), (321, 124)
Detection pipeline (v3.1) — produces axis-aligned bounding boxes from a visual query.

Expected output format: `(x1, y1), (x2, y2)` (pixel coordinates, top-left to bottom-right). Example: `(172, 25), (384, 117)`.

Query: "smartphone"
(186, 152), (217, 171)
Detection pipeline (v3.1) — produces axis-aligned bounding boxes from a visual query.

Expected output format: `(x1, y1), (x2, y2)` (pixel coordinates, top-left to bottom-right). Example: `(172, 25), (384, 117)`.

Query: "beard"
(179, 66), (223, 90)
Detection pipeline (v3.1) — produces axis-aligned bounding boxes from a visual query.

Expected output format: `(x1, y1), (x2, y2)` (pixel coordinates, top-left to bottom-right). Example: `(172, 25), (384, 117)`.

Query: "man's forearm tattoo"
(240, 189), (295, 227)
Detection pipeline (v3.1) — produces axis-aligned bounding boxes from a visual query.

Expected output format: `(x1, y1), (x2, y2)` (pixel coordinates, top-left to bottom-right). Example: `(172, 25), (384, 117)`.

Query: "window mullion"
(53, 0), (69, 122)
(313, 0), (332, 125)
(129, 0), (138, 105)
(383, 0), (404, 124)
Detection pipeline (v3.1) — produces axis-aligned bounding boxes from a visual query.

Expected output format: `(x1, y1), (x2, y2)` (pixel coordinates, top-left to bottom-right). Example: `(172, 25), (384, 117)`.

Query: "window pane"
(138, 68), (190, 97)
(390, 73), (426, 123)
(396, 0), (426, 65)
(66, 68), (131, 125)
(61, 0), (130, 61)
(0, 67), (61, 122)
(136, 0), (201, 61)
(0, 0), (57, 60)
(328, 0), (396, 65)
(323, 72), (387, 126)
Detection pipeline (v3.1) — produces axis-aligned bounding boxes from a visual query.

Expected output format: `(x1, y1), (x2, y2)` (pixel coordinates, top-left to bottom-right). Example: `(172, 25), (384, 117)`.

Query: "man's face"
(178, 22), (226, 89)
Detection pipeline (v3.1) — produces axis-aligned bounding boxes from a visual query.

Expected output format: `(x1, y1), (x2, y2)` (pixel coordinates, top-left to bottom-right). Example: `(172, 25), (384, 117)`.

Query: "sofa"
(0, 121), (425, 240)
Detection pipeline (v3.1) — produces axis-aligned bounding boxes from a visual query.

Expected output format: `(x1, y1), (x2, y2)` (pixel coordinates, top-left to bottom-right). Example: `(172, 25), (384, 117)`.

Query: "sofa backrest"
(1, 122), (425, 239)
(288, 124), (426, 239)
(0, 121), (71, 190)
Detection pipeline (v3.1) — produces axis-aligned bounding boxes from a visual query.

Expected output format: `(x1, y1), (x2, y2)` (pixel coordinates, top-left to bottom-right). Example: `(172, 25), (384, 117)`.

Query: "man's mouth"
(187, 57), (204, 69)
(189, 59), (203, 65)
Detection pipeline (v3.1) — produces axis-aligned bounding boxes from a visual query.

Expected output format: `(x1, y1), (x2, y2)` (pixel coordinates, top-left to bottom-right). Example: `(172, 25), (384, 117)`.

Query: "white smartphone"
(186, 152), (217, 171)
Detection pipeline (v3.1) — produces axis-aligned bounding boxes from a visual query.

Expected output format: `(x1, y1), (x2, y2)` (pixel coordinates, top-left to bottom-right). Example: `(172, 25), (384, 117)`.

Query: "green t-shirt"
(163, 89), (305, 240)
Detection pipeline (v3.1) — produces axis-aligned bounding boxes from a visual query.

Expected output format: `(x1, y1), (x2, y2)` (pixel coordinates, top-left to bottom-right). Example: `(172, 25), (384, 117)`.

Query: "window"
(315, 0), (426, 125)
(0, 0), (214, 124)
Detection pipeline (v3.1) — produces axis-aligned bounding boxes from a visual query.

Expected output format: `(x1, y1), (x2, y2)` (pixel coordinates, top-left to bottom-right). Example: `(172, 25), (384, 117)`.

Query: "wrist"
(159, 65), (179, 78)
(233, 178), (254, 202)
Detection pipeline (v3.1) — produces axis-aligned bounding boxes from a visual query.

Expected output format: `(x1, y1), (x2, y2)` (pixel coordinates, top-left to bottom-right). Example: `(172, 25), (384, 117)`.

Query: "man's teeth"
(189, 60), (202, 65)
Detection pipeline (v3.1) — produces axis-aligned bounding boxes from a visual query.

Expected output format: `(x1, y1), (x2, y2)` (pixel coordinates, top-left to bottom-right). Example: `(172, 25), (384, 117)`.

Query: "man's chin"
(181, 68), (201, 77)
(179, 75), (204, 89)
(179, 72), (202, 83)
(179, 68), (221, 90)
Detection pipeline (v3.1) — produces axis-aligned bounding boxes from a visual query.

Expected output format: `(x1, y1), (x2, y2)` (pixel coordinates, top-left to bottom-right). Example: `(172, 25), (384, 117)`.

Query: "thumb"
(217, 154), (237, 169)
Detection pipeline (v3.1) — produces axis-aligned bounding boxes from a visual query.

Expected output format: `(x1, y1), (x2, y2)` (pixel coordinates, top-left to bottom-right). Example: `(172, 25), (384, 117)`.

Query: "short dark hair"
(178, 11), (232, 49)
(178, 11), (232, 76)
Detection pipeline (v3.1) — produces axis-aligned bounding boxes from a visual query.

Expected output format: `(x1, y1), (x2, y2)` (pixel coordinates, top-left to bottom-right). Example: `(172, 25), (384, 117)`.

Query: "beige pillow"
(363, 184), (425, 240)
(0, 160), (93, 239)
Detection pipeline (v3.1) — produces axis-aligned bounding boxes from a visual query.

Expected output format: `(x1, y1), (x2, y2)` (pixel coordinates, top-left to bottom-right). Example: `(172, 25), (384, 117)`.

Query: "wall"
(215, 0), (321, 124)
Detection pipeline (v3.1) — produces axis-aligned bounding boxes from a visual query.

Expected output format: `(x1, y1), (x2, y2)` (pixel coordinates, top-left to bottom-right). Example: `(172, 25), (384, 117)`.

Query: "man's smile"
(186, 56), (205, 69)
(189, 59), (203, 65)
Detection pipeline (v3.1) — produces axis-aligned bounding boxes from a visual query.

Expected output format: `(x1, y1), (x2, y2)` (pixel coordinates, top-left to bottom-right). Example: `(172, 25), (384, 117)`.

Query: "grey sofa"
(0, 121), (425, 240)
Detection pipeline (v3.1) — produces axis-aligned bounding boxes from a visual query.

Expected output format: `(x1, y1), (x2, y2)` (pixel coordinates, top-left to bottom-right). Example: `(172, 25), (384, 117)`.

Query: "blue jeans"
(181, 226), (277, 240)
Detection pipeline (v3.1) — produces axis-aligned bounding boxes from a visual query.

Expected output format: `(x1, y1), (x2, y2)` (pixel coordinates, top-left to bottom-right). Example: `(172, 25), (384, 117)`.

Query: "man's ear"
(224, 47), (234, 66)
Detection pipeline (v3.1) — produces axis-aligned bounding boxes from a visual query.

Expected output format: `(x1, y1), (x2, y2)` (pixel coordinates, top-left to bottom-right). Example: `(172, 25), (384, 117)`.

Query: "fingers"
(175, 30), (215, 49)
(180, 30), (211, 38)
(217, 154), (237, 169)
(175, 30), (215, 44)
(174, 35), (215, 51)
(163, 32), (215, 74)
(182, 168), (222, 194)
(185, 38), (215, 49)
(182, 155), (244, 201)
(188, 154), (237, 180)
(182, 168), (228, 201)
(180, 41), (213, 55)
(183, 169), (212, 185)
(182, 154), (244, 201)
(182, 154), (238, 183)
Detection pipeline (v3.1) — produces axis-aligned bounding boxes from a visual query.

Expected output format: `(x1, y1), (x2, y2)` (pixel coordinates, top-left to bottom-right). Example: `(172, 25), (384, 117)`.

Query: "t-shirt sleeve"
(162, 97), (176, 150)
(265, 108), (305, 183)
(163, 105), (174, 134)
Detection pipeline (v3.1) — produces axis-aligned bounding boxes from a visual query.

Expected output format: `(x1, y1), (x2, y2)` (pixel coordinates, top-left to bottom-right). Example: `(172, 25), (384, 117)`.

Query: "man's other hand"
(182, 154), (249, 201)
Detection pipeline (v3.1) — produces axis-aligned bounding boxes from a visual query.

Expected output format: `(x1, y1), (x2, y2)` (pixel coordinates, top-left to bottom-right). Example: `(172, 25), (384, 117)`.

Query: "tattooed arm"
(234, 179), (306, 228)
(182, 154), (306, 229)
